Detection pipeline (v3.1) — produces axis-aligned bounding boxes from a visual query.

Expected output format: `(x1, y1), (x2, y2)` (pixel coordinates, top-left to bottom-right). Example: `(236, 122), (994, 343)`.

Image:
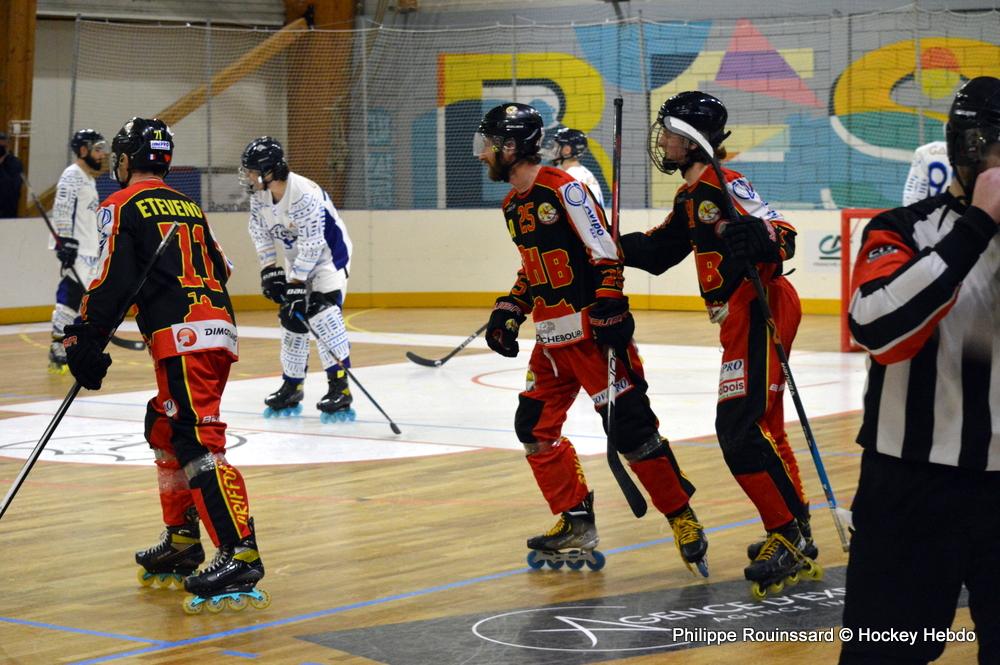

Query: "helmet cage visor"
(648, 121), (683, 174)
(952, 125), (1000, 167)
(473, 131), (513, 157)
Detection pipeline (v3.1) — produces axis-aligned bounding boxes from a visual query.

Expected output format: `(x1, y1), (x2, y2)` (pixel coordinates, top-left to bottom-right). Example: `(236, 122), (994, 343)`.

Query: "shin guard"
(525, 438), (590, 514)
(184, 453), (251, 547)
(309, 303), (351, 368)
(280, 329), (310, 379)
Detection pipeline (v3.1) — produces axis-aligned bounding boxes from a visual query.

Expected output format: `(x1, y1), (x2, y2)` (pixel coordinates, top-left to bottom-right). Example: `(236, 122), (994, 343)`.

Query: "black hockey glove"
(63, 323), (112, 390)
(588, 296), (634, 350)
(56, 237), (80, 269)
(279, 283), (309, 333)
(486, 297), (526, 358)
(260, 265), (287, 304)
(720, 215), (778, 262)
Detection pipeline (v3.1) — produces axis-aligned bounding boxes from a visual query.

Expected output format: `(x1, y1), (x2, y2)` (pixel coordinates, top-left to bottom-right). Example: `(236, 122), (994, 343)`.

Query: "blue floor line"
(63, 509), (800, 665)
(0, 615), (166, 645)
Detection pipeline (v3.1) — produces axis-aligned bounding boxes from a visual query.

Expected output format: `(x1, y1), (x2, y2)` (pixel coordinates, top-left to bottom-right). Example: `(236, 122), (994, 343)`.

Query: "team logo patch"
(163, 399), (178, 418)
(537, 202), (559, 224)
(730, 178), (756, 201)
(505, 105), (519, 116)
(150, 140), (171, 150)
(98, 206), (114, 234)
(564, 182), (587, 207)
(698, 200), (721, 223)
(176, 327), (198, 348)
(866, 245), (898, 263)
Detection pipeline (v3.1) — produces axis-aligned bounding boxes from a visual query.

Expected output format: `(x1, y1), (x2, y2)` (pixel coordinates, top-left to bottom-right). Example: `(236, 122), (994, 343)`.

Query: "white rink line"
(0, 343), (867, 467)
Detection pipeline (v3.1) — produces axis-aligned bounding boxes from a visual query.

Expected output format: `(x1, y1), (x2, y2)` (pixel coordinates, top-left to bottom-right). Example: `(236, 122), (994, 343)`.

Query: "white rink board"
(0, 332), (868, 467)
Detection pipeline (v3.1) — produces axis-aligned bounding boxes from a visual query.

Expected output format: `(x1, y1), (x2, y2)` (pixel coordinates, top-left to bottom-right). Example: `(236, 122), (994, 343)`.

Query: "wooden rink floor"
(0, 308), (978, 664)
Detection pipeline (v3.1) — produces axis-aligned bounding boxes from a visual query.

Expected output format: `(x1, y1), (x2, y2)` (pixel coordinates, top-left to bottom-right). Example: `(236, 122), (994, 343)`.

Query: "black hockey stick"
(0, 222), (180, 522)
(661, 115), (849, 552)
(405, 323), (488, 367)
(21, 173), (146, 352)
(606, 96), (647, 518)
(295, 313), (402, 435)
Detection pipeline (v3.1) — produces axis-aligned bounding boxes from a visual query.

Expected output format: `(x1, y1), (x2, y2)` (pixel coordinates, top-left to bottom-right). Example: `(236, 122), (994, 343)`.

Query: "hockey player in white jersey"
(549, 127), (605, 209)
(902, 139), (953, 205)
(241, 136), (356, 422)
(47, 129), (108, 373)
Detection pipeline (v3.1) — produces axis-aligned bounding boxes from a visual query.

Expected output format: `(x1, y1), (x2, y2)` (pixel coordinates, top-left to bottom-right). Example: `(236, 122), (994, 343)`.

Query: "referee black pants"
(839, 450), (1000, 664)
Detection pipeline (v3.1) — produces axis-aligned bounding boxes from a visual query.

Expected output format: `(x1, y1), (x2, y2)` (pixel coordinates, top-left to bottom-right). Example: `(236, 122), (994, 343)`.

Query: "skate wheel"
(249, 589), (271, 610)
(526, 551), (545, 570)
(803, 560), (824, 581)
(546, 559), (565, 570)
(48, 364), (69, 375)
(205, 597), (227, 613)
(786, 571), (800, 585)
(137, 568), (155, 587)
(750, 582), (767, 600)
(695, 559), (710, 578)
(566, 560), (585, 571)
(227, 595), (250, 611)
(586, 550), (606, 571)
(182, 595), (204, 615)
(767, 580), (785, 595)
(345, 409), (356, 422)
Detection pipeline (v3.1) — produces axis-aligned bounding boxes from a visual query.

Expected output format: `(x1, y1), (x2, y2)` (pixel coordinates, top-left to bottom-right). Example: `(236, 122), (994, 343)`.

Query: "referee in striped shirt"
(840, 77), (1000, 664)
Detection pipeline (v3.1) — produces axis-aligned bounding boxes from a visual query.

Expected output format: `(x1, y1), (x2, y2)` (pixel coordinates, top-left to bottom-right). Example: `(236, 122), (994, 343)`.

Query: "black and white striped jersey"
(848, 192), (998, 470)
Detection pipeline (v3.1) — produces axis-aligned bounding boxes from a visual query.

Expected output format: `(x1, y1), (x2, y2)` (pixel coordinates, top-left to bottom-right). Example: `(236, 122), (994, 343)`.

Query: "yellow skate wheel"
(249, 589), (271, 610)
(803, 560), (824, 581)
(227, 595), (249, 611)
(205, 597), (226, 613)
(137, 568), (155, 587)
(786, 571), (800, 586)
(767, 580), (785, 595)
(750, 582), (767, 600)
(182, 596), (204, 615)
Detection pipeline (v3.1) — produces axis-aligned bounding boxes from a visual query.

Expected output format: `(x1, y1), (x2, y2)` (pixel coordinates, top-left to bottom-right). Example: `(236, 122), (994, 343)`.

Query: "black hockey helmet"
(649, 91), (731, 174)
(69, 129), (107, 156)
(946, 76), (1000, 199)
(111, 117), (173, 186)
(241, 136), (289, 183)
(553, 127), (588, 163)
(474, 103), (544, 161)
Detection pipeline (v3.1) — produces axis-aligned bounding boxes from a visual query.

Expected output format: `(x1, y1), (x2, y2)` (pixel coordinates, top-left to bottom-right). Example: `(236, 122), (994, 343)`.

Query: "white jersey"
(563, 163), (605, 209)
(50, 162), (102, 257)
(902, 141), (952, 206)
(248, 171), (353, 293)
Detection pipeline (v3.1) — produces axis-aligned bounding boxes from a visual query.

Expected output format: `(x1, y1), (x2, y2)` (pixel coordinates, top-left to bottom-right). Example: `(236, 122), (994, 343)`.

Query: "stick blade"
(110, 335), (146, 351)
(390, 423), (402, 435)
(405, 351), (442, 367)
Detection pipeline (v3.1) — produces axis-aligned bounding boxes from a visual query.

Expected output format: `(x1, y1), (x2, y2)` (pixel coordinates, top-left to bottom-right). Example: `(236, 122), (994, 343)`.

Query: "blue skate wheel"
(546, 559), (564, 570)
(320, 412), (329, 424)
(292, 404), (303, 416)
(586, 550), (606, 571)
(566, 560), (585, 571)
(526, 551), (545, 569)
(345, 409), (356, 421)
(263, 407), (275, 418)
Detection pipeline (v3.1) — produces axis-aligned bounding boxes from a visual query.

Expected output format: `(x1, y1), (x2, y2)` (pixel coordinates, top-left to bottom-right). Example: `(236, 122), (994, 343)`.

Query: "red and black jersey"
(81, 180), (237, 362)
(621, 166), (796, 307)
(500, 166), (624, 347)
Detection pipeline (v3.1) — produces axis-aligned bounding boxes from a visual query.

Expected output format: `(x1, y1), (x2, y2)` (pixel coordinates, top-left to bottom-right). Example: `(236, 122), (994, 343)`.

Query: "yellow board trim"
(0, 294), (841, 323)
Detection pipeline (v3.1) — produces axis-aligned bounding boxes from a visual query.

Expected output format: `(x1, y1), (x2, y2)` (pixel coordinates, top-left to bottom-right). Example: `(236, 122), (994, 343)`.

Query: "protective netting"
(65, 9), (999, 212)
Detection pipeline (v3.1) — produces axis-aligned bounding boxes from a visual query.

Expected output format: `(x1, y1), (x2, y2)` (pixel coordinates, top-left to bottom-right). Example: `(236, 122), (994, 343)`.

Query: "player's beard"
(486, 156), (513, 183)
(83, 154), (104, 172)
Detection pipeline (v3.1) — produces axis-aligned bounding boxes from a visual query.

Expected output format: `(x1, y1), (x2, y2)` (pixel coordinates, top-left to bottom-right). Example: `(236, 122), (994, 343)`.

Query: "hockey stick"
(605, 96), (647, 518)
(21, 173), (146, 352)
(661, 116), (850, 552)
(0, 222), (181, 522)
(405, 323), (488, 367)
(295, 313), (402, 435)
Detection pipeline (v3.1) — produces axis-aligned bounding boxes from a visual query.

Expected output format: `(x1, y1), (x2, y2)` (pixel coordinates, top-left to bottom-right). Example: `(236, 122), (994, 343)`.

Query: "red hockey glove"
(486, 297), (525, 358)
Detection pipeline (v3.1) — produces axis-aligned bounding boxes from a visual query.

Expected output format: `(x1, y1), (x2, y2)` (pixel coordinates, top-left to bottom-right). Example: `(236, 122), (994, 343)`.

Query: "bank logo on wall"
(804, 231), (841, 270)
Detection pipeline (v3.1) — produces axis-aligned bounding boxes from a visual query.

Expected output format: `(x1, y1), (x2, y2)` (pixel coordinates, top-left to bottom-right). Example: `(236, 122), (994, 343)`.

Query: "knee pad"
(280, 329), (310, 379)
(515, 395), (545, 444)
(718, 429), (772, 475)
(622, 433), (666, 463)
(308, 301), (350, 367)
(182, 451), (229, 481)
